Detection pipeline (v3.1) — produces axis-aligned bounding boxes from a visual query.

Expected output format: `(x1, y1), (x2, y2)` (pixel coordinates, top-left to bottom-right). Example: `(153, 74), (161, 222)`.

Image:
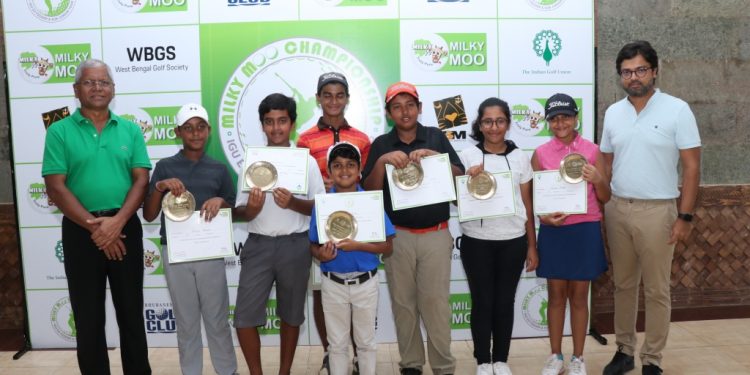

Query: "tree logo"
(50, 296), (76, 342)
(521, 283), (549, 331)
(532, 30), (562, 66)
(55, 240), (65, 263)
(218, 37), (385, 175)
(526, 0), (565, 11)
(27, 0), (76, 23)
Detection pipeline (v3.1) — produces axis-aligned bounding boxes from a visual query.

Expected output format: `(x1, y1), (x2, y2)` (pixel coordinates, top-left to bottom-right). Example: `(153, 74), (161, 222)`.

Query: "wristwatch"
(677, 213), (694, 222)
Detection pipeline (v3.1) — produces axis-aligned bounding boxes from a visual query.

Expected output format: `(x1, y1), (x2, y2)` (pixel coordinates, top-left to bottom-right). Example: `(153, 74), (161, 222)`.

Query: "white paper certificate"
(165, 208), (235, 264)
(241, 147), (309, 194)
(533, 170), (587, 215)
(314, 191), (387, 244)
(385, 153), (457, 210)
(456, 171), (516, 222)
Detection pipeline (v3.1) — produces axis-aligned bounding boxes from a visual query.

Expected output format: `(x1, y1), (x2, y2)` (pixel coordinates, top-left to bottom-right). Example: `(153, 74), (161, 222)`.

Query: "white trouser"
(321, 274), (379, 375)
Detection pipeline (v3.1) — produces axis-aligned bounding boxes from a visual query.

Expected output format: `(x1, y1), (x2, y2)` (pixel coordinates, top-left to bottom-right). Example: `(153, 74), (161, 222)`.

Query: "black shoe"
(603, 347), (635, 375)
(642, 364), (663, 375)
(400, 368), (422, 375)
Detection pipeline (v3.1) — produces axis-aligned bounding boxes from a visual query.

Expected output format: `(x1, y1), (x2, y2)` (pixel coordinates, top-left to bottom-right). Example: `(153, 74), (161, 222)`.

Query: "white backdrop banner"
(1, 0), (594, 348)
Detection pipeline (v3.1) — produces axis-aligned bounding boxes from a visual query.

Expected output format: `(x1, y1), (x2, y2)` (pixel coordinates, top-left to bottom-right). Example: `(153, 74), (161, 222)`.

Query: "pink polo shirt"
(535, 133), (602, 225)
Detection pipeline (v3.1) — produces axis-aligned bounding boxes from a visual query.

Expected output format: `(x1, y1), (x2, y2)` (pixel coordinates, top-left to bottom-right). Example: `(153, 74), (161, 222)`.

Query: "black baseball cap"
(317, 72), (349, 94)
(544, 93), (579, 120)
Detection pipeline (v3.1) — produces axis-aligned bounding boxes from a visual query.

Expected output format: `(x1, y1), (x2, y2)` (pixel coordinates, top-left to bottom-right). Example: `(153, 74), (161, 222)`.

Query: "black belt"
(323, 269), (377, 286)
(90, 208), (120, 217)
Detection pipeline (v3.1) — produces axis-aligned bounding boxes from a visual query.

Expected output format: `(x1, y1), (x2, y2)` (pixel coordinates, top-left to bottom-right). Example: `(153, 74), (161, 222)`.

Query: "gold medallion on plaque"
(392, 162), (424, 191)
(325, 211), (358, 242)
(162, 191), (196, 222)
(467, 171), (497, 200)
(244, 161), (278, 191)
(559, 153), (587, 184)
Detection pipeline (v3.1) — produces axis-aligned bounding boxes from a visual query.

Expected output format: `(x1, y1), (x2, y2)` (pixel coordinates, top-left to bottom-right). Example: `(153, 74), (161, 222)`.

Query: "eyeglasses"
(480, 118), (509, 129)
(79, 79), (113, 88)
(619, 67), (653, 79)
(179, 124), (209, 133)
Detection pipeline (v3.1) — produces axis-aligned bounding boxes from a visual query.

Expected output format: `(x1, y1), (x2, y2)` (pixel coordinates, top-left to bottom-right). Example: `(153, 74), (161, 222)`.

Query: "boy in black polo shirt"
(360, 82), (463, 375)
(143, 103), (238, 375)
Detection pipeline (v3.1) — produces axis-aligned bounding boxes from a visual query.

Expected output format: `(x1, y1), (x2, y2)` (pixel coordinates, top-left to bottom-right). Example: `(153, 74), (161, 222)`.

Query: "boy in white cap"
(143, 103), (238, 375)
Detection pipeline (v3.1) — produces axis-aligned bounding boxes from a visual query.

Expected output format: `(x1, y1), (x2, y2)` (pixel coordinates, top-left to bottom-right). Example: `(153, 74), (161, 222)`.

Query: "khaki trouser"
(384, 228), (455, 375)
(605, 196), (677, 367)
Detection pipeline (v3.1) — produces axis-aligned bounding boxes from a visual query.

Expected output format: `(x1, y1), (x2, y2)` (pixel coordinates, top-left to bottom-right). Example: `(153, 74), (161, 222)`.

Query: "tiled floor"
(2, 319), (750, 374)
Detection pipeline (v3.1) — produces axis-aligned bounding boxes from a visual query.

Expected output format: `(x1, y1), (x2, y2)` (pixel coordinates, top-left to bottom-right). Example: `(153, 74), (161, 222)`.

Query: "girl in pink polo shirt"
(531, 94), (611, 375)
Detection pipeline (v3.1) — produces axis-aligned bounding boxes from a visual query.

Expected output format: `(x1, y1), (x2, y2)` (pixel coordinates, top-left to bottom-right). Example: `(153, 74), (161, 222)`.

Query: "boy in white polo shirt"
(234, 93), (325, 375)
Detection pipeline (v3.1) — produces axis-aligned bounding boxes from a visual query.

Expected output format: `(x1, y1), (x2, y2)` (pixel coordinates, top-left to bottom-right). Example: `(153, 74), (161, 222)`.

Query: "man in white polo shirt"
(600, 41), (701, 375)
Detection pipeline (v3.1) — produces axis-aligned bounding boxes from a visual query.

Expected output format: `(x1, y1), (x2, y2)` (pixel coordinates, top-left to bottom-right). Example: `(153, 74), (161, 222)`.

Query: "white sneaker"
(492, 361), (513, 375)
(568, 356), (587, 375)
(476, 363), (494, 375)
(541, 354), (565, 375)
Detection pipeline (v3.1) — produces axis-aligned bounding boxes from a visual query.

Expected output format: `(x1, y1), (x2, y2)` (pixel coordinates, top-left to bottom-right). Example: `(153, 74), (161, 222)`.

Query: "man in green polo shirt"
(42, 59), (152, 375)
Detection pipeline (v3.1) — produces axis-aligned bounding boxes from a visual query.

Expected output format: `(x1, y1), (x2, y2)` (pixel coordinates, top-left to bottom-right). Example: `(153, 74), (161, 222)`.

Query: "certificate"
(385, 153), (457, 210)
(165, 208), (235, 264)
(314, 191), (387, 244)
(241, 147), (309, 194)
(456, 171), (516, 222)
(533, 170), (587, 215)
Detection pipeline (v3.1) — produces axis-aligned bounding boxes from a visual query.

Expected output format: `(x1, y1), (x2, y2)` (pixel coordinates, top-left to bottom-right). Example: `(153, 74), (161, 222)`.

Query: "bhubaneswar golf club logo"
(533, 30), (562, 66)
(27, 0), (76, 22)
(527, 0), (566, 11)
(113, 0), (187, 13)
(411, 33), (487, 72)
(522, 284), (549, 331)
(218, 37), (385, 174)
(51, 296), (76, 342)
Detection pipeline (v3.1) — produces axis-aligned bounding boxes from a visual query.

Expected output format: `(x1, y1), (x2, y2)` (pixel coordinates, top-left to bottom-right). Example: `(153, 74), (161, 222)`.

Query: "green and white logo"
(511, 98), (582, 137)
(258, 299), (281, 335)
(533, 30), (562, 66)
(450, 293), (472, 329)
(511, 103), (545, 137)
(527, 0), (565, 11)
(18, 44), (91, 84)
(411, 33), (487, 72)
(28, 182), (59, 214)
(228, 304), (236, 328)
(50, 296), (76, 342)
(55, 240), (65, 263)
(315, 0), (387, 6)
(521, 284), (548, 331)
(121, 106), (180, 145)
(218, 37), (385, 174)
(143, 238), (164, 276)
(27, 0), (76, 22)
(112, 0), (188, 13)
(113, 0), (188, 13)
